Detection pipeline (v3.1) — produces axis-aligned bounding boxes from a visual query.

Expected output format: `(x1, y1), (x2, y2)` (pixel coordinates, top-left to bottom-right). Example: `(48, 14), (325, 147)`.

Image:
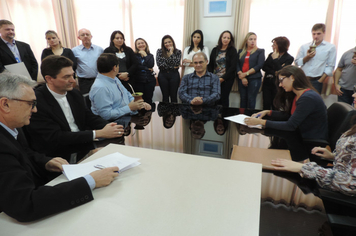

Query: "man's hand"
(219, 78), (224, 83)
(118, 72), (129, 81)
(90, 167), (119, 188)
(45, 157), (69, 172)
(304, 50), (316, 63)
(352, 58), (356, 66)
(143, 102), (151, 110)
(96, 123), (124, 139)
(191, 97), (203, 105)
(335, 84), (343, 96)
(129, 99), (144, 111)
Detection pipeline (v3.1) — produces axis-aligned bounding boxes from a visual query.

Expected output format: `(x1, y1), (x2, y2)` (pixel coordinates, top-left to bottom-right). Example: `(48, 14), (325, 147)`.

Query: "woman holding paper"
(244, 65), (327, 141)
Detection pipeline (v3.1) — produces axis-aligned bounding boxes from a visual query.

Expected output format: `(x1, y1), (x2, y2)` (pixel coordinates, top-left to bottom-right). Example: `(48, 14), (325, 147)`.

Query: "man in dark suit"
(26, 55), (124, 158)
(0, 72), (118, 222)
(0, 20), (38, 80)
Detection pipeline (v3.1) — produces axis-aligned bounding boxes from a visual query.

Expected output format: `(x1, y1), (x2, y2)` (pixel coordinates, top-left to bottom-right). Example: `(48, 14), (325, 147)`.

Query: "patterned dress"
(301, 131), (356, 196)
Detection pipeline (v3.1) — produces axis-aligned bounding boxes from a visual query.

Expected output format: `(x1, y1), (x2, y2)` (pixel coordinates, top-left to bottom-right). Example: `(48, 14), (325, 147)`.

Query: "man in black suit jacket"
(0, 20), (38, 80)
(0, 73), (119, 222)
(26, 55), (124, 158)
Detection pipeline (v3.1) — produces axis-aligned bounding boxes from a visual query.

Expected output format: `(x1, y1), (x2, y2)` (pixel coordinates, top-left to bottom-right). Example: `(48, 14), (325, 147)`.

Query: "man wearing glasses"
(72, 28), (103, 94)
(25, 55), (124, 160)
(0, 20), (38, 80)
(178, 52), (220, 105)
(0, 72), (119, 222)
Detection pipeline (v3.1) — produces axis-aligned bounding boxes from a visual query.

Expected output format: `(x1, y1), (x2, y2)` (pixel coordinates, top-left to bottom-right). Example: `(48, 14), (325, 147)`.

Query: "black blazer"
(0, 126), (93, 222)
(208, 46), (238, 82)
(0, 39), (38, 80)
(104, 46), (139, 77)
(26, 85), (108, 156)
(236, 48), (265, 79)
(262, 52), (294, 78)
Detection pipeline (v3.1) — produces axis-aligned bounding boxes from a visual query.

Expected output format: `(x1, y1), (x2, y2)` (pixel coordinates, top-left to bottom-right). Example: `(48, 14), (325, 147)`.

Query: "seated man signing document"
(0, 73), (118, 222)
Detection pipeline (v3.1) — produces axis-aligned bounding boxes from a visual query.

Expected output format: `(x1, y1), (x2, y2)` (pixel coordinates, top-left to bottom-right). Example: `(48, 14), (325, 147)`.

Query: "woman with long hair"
(182, 30), (209, 76)
(262, 36), (294, 110)
(156, 35), (181, 103)
(208, 30), (237, 107)
(236, 32), (265, 109)
(104, 30), (139, 92)
(41, 30), (77, 71)
(245, 65), (328, 141)
(134, 38), (156, 105)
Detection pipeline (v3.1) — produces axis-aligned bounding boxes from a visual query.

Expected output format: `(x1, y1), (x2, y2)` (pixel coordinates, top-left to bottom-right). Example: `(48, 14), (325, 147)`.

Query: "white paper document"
(4, 62), (32, 79)
(224, 114), (262, 129)
(62, 152), (141, 181)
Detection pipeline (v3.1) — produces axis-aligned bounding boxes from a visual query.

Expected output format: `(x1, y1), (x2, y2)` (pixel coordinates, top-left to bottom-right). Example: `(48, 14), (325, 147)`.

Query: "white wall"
(198, 0), (236, 52)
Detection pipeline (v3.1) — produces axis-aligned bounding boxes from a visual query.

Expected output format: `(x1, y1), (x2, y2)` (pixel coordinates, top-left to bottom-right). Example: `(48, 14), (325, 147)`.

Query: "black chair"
(303, 102), (355, 165)
(82, 93), (91, 110)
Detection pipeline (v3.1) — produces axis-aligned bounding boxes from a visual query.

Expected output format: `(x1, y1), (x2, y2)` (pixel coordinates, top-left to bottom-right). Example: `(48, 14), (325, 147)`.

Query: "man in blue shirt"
(295, 23), (336, 94)
(90, 53), (151, 122)
(72, 28), (103, 94)
(178, 52), (220, 105)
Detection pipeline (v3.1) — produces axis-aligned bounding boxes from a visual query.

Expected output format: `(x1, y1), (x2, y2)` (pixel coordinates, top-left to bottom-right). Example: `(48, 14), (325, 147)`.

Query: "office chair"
(82, 93), (92, 110)
(303, 102), (355, 166)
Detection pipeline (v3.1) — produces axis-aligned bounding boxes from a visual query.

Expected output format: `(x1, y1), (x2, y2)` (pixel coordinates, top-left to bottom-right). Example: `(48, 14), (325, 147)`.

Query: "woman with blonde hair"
(236, 32), (265, 109)
(134, 38), (156, 105)
(41, 30), (77, 71)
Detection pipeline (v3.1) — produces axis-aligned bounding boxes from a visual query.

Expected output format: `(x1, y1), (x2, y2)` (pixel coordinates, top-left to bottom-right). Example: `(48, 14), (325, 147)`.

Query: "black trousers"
(78, 77), (95, 94)
(134, 80), (156, 105)
(158, 70), (180, 103)
(262, 76), (277, 110)
(219, 79), (234, 107)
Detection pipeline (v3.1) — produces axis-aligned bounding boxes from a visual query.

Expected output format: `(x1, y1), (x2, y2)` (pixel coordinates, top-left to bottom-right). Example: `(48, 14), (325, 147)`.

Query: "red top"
(242, 52), (250, 73)
(291, 89), (311, 114)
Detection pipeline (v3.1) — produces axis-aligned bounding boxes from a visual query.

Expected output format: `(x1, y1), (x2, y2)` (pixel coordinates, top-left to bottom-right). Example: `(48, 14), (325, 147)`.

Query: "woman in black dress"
(104, 30), (139, 92)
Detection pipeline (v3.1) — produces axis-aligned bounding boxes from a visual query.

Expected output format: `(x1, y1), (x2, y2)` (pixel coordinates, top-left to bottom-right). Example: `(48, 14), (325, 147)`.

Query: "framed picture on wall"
(204, 0), (232, 17)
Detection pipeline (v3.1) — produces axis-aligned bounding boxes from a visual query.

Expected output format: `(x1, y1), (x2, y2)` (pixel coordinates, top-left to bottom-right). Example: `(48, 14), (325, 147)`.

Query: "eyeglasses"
(279, 76), (289, 83)
(193, 61), (206, 65)
(79, 33), (91, 37)
(10, 98), (37, 109)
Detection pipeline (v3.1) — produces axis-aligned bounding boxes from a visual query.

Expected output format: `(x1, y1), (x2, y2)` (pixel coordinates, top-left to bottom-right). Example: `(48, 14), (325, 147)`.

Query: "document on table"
(62, 152), (141, 181)
(224, 114), (262, 129)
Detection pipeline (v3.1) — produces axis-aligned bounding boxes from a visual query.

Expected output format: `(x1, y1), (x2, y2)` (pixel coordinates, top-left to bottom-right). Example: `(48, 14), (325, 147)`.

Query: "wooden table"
(0, 144), (262, 236)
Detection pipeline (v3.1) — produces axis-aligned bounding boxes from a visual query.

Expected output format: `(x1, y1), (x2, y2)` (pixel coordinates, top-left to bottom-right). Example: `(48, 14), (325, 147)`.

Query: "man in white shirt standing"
(295, 23), (337, 94)
(72, 28), (103, 94)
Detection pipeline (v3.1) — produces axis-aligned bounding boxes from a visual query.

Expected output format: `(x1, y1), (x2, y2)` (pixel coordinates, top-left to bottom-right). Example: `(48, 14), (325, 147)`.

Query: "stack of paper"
(224, 114), (262, 129)
(62, 152), (140, 181)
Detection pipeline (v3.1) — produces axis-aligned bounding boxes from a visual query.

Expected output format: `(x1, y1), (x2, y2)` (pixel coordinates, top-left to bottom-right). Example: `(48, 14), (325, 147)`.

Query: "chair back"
(327, 102), (355, 150)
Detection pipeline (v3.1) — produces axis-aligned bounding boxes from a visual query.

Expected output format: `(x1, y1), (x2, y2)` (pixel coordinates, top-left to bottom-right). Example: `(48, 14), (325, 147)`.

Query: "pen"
(94, 164), (119, 173)
(255, 114), (261, 118)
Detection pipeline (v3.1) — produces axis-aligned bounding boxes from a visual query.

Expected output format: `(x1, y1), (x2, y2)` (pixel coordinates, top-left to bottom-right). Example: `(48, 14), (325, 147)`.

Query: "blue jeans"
(338, 88), (354, 105)
(238, 77), (261, 109)
(310, 80), (323, 94)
